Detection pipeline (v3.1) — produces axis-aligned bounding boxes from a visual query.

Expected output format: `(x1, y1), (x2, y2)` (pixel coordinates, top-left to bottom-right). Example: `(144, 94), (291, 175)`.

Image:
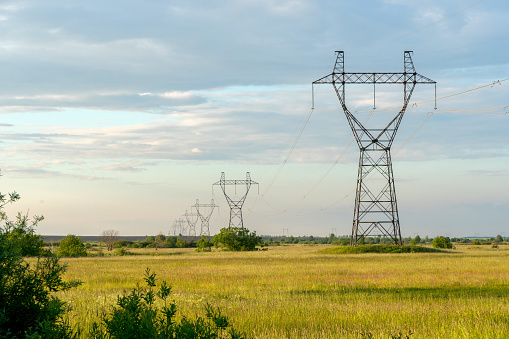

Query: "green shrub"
(115, 247), (132, 256)
(196, 235), (213, 252)
(3, 212), (48, 257)
(0, 180), (81, 337)
(89, 268), (251, 339)
(432, 236), (453, 249)
(57, 234), (88, 257)
(213, 227), (262, 251)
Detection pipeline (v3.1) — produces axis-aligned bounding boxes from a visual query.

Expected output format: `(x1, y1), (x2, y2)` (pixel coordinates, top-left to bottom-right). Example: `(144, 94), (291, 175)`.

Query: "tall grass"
(57, 245), (509, 338)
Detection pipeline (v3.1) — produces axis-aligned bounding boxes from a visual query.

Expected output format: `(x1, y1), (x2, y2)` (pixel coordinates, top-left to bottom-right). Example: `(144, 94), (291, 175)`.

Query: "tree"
(101, 229), (119, 251)
(155, 233), (166, 250)
(411, 235), (421, 245)
(196, 235), (213, 252)
(432, 236), (453, 249)
(213, 226), (262, 251)
(57, 234), (88, 257)
(494, 234), (503, 243)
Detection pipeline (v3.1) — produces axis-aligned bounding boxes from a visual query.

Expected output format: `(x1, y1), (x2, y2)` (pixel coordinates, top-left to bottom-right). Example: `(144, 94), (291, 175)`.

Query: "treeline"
(112, 234), (196, 249)
(260, 234), (508, 246)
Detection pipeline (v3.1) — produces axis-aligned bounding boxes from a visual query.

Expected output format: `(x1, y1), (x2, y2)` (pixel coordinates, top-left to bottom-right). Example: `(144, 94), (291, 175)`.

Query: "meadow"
(57, 244), (509, 338)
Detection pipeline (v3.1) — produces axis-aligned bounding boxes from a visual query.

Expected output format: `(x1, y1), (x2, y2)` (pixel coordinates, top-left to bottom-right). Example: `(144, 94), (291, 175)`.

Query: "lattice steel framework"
(184, 210), (199, 238)
(213, 172), (259, 228)
(313, 51), (435, 245)
(171, 218), (187, 237)
(193, 199), (218, 237)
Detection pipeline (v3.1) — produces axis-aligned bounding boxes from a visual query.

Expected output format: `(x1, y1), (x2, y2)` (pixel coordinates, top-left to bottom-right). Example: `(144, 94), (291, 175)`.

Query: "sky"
(0, 0), (508, 238)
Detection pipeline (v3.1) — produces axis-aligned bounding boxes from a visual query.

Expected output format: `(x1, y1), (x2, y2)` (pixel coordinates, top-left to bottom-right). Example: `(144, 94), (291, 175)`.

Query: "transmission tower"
(184, 209), (199, 238)
(313, 51), (435, 245)
(213, 172), (259, 228)
(193, 199), (218, 237)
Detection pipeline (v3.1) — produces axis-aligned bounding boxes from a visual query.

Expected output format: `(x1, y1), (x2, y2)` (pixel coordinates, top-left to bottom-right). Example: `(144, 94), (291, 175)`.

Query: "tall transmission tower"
(313, 51), (435, 245)
(213, 172), (259, 228)
(193, 199), (218, 237)
(170, 218), (187, 236)
(184, 209), (199, 238)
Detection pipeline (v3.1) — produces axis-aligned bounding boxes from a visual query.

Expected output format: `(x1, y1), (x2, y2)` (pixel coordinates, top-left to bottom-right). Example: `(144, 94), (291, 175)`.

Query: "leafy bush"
(0, 180), (81, 337)
(213, 227), (262, 251)
(196, 235), (213, 252)
(432, 236), (453, 249)
(89, 268), (250, 339)
(57, 234), (88, 257)
(3, 212), (48, 257)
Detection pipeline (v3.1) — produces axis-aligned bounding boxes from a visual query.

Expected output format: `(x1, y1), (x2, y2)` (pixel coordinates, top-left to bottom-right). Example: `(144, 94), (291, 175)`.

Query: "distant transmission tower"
(184, 209), (199, 238)
(213, 172), (259, 228)
(193, 199), (218, 237)
(313, 51), (435, 245)
(170, 218), (186, 236)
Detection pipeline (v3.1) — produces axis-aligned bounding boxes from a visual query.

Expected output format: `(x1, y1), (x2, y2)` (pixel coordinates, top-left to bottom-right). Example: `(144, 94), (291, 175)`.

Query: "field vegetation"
(52, 242), (509, 338)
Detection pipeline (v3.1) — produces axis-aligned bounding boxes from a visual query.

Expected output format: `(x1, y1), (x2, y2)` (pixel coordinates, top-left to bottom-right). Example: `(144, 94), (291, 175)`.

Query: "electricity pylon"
(313, 51), (435, 245)
(184, 209), (199, 238)
(213, 172), (259, 228)
(171, 218), (186, 236)
(193, 199), (218, 237)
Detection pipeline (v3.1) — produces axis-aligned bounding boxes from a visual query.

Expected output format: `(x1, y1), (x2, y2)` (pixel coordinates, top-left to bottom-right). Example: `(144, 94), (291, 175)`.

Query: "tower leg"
(351, 148), (402, 245)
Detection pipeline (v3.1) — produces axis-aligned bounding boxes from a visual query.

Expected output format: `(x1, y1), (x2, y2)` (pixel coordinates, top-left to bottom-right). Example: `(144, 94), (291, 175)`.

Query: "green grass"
(318, 244), (449, 254)
(55, 244), (509, 338)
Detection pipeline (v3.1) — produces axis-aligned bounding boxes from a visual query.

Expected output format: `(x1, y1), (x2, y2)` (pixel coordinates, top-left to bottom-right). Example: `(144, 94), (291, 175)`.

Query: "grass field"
(57, 244), (509, 338)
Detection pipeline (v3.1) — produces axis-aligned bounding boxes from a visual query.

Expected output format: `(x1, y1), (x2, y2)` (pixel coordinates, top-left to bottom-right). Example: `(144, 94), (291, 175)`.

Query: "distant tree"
(196, 235), (213, 252)
(176, 238), (186, 248)
(432, 236), (453, 249)
(494, 234), (503, 243)
(411, 235), (421, 245)
(164, 236), (177, 248)
(57, 234), (88, 257)
(101, 229), (119, 251)
(213, 226), (262, 251)
(154, 233), (166, 250)
(472, 239), (481, 245)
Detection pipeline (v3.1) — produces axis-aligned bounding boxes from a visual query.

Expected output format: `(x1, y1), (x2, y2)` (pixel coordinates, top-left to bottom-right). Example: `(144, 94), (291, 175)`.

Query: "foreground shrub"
(89, 268), (250, 339)
(0, 184), (81, 338)
(213, 227), (262, 251)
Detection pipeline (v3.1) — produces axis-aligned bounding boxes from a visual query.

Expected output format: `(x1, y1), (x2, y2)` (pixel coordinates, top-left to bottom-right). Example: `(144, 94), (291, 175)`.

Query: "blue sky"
(0, 0), (508, 237)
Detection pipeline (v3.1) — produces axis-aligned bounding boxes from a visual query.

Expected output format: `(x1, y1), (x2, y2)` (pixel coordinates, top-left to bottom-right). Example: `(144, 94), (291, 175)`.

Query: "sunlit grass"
(57, 244), (509, 338)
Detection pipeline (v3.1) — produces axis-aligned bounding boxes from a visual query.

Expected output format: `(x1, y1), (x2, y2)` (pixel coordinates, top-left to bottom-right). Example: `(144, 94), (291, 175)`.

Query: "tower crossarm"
(313, 72), (435, 85)
(313, 51), (435, 150)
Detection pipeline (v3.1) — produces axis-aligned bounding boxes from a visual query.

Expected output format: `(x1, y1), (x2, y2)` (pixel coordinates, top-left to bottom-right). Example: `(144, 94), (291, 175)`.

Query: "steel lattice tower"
(184, 210), (199, 238)
(193, 199), (218, 237)
(313, 51), (435, 245)
(171, 218), (187, 236)
(213, 172), (259, 228)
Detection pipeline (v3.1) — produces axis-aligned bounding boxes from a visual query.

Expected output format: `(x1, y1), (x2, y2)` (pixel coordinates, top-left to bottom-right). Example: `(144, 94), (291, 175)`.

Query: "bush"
(89, 268), (251, 339)
(3, 212), (48, 257)
(213, 227), (262, 251)
(432, 236), (453, 249)
(196, 235), (213, 252)
(0, 179), (81, 337)
(57, 234), (88, 257)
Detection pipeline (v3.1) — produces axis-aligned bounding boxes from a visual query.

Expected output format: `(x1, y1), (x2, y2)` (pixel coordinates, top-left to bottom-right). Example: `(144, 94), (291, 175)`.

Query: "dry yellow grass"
(57, 244), (509, 338)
